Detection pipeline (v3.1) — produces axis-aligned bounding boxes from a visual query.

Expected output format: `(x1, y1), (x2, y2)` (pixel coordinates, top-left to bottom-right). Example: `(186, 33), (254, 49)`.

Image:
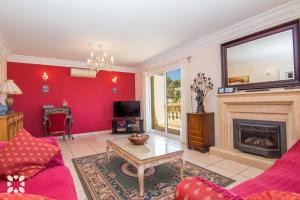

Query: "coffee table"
(106, 134), (184, 196)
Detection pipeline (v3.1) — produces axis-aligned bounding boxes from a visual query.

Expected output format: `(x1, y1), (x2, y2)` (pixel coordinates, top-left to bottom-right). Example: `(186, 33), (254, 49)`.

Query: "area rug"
(72, 152), (235, 200)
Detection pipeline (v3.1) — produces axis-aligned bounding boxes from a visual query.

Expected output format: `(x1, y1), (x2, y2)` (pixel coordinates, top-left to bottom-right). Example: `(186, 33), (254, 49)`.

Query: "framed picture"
(218, 87), (225, 94)
(112, 87), (117, 94)
(218, 87), (236, 94)
(42, 85), (49, 93)
(225, 87), (236, 93)
(228, 76), (250, 85)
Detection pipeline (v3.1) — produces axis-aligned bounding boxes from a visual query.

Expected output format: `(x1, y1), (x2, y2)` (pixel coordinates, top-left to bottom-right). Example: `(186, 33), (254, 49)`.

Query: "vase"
(196, 102), (205, 113)
(195, 92), (205, 113)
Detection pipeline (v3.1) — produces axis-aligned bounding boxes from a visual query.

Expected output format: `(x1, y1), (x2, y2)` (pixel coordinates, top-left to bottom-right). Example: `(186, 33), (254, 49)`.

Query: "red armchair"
(47, 112), (68, 140)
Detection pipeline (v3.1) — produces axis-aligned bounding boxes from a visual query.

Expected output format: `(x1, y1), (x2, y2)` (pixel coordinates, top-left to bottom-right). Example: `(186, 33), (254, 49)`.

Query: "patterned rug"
(72, 152), (235, 200)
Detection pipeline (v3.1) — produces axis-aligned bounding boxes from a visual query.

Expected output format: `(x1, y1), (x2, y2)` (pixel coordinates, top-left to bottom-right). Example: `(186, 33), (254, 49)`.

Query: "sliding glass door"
(166, 69), (181, 135)
(150, 68), (181, 136)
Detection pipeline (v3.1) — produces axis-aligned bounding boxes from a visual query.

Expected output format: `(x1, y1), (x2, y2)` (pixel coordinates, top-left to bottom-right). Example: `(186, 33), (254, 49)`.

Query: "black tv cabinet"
(111, 118), (144, 134)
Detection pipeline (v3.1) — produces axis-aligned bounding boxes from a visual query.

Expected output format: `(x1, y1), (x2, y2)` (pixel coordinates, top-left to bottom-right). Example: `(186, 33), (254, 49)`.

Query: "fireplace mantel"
(210, 88), (300, 169)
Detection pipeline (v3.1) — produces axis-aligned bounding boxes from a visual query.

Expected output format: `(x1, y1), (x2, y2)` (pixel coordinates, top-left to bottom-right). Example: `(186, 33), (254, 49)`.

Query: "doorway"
(150, 68), (181, 136)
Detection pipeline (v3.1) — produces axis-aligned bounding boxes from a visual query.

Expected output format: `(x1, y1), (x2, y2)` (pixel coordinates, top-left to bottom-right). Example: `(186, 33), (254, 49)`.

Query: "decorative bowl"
(128, 134), (150, 145)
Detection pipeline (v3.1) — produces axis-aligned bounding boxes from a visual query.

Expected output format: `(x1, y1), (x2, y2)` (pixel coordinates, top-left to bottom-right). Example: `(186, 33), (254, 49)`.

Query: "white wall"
(0, 58), (7, 104)
(135, 1), (300, 142)
(188, 45), (221, 134)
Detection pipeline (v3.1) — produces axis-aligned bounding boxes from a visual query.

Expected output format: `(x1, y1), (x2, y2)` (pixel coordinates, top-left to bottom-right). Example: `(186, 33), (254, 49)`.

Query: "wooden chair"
(47, 111), (68, 141)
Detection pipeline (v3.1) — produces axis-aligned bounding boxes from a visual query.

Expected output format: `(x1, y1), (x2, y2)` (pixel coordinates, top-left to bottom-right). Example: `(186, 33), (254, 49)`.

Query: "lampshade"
(0, 80), (22, 95)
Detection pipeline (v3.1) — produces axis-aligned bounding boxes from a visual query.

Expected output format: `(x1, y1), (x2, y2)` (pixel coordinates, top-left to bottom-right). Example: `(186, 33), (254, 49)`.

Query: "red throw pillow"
(175, 176), (243, 200)
(0, 129), (60, 180)
(0, 193), (55, 200)
(246, 190), (300, 200)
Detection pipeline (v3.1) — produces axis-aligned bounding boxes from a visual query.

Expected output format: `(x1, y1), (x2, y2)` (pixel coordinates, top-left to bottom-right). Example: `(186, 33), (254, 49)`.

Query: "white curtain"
(142, 71), (151, 132)
(180, 57), (192, 143)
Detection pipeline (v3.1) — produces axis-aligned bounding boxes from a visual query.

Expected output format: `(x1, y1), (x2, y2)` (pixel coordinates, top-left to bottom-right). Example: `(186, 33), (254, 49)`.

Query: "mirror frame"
(221, 20), (300, 90)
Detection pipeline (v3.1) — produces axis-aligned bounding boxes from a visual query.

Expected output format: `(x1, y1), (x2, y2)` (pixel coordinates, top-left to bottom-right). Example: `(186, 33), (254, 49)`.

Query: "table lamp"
(0, 80), (22, 114)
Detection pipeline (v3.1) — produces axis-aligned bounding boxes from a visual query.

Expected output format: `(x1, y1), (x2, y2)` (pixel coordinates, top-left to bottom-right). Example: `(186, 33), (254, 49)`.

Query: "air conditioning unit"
(70, 68), (97, 78)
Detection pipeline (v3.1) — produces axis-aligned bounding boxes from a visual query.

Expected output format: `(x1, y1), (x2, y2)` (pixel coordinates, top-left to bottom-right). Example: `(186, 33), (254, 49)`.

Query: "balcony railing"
(151, 103), (181, 135)
(167, 103), (181, 135)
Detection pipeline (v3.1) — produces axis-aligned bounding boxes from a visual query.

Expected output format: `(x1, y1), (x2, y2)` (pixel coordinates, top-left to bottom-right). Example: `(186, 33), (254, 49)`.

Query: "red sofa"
(175, 139), (300, 199)
(0, 138), (77, 200)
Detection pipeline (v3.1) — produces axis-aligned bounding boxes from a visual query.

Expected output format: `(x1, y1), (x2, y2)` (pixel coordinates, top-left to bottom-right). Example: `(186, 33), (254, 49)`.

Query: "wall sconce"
(112, 76), (117, 83)
(266, 68), (271, 76)
(42, 72), (48, 81)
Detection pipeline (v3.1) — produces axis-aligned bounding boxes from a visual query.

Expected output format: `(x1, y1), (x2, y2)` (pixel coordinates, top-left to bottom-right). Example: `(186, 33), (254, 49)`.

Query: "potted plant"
(190, 73), (213, 113)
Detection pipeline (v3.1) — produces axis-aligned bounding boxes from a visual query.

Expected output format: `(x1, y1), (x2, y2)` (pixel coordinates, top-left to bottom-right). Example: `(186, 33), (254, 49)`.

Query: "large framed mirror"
(221, 20), (300, 90)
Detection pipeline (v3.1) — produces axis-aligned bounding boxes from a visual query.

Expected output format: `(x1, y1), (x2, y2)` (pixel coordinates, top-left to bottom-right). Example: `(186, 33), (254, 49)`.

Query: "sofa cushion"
(0, 138), (64, 168)
(0, 165), (77, 200)
(175, 176), (243, 200)
(0, 193), (55, 200)
(0, 129), (60, 180)
(246, 190), (300, 200)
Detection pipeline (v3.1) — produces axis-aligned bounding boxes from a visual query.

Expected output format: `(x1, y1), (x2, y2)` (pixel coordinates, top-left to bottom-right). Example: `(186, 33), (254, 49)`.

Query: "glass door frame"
(148, 66), (182, 140)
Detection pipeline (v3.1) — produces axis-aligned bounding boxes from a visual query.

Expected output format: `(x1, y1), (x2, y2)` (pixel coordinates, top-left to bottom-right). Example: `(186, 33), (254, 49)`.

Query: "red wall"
(7, 62), (135, 137)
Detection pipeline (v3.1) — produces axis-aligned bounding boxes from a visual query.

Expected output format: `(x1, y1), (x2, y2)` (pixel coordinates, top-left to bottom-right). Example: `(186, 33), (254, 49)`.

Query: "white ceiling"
(0, 0), (293, 67)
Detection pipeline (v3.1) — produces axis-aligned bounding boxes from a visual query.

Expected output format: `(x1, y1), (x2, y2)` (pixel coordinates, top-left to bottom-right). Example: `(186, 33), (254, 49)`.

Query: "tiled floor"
(58, 132), (264, 200)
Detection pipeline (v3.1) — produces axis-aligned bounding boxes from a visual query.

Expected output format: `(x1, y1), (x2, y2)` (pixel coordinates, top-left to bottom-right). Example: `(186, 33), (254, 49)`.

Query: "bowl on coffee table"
(128, 134), (150, 145)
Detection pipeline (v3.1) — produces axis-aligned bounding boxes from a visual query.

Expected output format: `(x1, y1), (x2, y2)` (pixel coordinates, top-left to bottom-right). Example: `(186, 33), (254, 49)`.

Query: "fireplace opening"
(233, 119), (287, 158)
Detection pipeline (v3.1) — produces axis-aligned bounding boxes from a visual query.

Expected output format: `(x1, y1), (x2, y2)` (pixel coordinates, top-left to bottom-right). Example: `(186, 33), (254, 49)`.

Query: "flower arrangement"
(190, 73), (214, 113)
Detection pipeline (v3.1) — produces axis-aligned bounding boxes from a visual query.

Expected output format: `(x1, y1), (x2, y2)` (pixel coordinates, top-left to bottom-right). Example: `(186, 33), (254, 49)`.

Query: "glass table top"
(108, 134), (183, 160)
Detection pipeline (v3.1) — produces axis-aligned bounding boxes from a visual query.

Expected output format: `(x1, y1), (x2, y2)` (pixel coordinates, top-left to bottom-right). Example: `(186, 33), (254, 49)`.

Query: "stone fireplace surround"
(210, 89), (300, 169)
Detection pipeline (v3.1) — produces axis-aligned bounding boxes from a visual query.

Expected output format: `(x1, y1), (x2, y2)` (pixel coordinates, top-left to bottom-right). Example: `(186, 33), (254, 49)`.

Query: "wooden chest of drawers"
(0, 112), (23, 141)
(187, 113), (215, 152)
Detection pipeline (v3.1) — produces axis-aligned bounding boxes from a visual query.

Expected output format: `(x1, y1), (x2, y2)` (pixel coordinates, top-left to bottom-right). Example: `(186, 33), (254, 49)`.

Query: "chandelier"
(86, 45), (115, 72)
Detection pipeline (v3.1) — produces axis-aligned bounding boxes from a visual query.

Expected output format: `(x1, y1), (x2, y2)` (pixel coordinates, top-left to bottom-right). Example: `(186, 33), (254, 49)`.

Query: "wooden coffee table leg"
(106, 146), (110, 161)
(137, 165), (145, 196)
(180, 158), (184, 179)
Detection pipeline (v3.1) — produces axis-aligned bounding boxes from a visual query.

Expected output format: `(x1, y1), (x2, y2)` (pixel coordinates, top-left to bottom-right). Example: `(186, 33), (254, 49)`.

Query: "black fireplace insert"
(233, 119), (287, 158)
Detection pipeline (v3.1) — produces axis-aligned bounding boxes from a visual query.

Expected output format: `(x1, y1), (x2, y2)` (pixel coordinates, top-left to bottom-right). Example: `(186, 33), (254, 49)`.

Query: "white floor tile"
(226, 175), (249, 189)
(212, 159), (249, 173)
(58, 132), (264, 198)
(239, 167), (263, 178)
(81, 135), (108, 153)
(183, 156), (209, 168)
(184, 150), (223, 164)
(205, 165), (239, 178)
(65, 138), (96, 157)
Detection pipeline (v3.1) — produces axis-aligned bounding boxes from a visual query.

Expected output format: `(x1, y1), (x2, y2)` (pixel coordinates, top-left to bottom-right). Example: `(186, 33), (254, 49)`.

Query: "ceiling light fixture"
(86, 44), (114, 72)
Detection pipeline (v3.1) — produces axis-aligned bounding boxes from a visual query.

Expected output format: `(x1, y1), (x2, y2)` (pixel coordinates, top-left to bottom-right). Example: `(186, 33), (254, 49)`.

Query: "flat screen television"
(113, 101), (141, 118)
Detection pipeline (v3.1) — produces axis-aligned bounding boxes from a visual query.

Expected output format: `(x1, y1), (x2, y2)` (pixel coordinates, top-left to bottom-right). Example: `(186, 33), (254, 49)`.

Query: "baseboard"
(55, 129), (112, 139)
(76, 130), (112, 136)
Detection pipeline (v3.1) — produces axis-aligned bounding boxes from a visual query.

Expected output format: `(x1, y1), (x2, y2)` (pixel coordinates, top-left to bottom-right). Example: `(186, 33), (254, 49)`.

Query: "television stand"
(111, 118), (144, 134)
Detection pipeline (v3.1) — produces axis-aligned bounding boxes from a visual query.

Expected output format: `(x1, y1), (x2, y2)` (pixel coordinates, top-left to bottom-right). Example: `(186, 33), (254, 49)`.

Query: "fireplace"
(233, 119), (287, 158)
